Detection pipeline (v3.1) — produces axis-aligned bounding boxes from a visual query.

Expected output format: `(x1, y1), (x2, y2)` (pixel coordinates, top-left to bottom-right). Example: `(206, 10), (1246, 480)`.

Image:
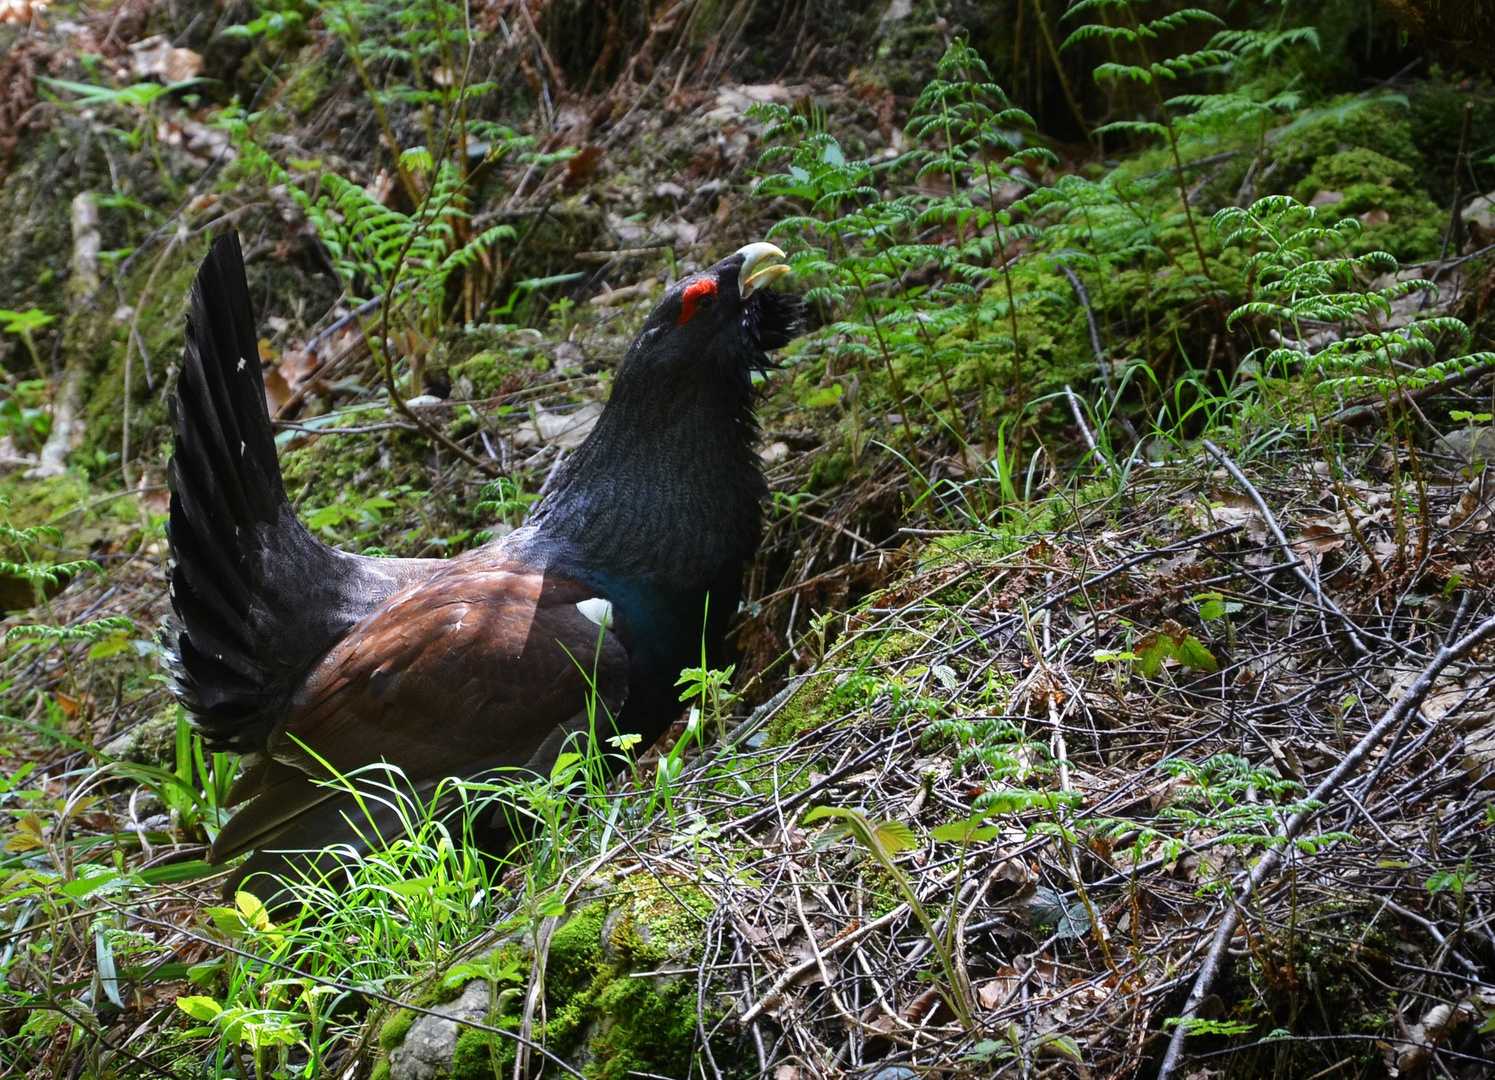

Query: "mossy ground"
(2, 6), (1492, 1080)
(377, 884), (714, 1080)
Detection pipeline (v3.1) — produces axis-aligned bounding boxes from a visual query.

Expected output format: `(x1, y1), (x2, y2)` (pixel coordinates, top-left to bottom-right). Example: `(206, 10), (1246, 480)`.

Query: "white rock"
(760, 441), (790, 464)
(387, 980), (489, 1080)
(513, 401), (603, 449)
(1463, 192), (1495, 232)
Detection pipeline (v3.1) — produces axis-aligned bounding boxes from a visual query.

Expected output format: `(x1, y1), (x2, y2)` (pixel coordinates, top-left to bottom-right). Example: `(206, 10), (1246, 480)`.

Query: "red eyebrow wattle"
(678, 278), (719, 325)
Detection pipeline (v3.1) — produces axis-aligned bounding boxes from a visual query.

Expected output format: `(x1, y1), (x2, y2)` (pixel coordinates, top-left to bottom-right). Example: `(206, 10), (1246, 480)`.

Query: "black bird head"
(528, 243), (803, 582)
(613, 242), (802, 393)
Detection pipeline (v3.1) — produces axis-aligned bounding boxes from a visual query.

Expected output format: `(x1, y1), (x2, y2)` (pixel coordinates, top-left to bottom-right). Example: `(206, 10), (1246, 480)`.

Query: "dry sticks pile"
(524, 448), (1495, 1077)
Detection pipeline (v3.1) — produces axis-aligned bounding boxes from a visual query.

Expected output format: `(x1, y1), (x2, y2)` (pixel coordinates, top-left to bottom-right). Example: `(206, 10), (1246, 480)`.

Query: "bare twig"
(1064, 384), (1112, 476)
(739, 904), (910, 1025)
(1057, 264), (1138, 446)
(1156, 611), (1495, 1080)
(1202, 439), (1371, 655)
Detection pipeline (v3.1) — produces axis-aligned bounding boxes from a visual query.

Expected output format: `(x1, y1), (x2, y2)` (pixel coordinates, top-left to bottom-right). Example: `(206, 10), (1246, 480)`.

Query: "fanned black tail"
(166, 232), (294, 751)
(165, 233), (436, 754)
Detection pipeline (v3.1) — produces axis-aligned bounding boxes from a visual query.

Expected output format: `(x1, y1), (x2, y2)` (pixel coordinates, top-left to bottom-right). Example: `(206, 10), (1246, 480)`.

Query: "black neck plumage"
(528, 365), (766, 587)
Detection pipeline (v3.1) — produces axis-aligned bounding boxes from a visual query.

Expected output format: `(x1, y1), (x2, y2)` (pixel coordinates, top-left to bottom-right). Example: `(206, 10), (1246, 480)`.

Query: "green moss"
(280, 433), (382, 498)
(1270, 97), (1426, 192)
(281, 51), (331, 115)
(587, 976), (698, 1080)
(1291, 148), (1444, 261)
(762, 672), (836, 745)
(1220, 901), (1408, 1077)
(0, 472), (92, 528)
(368, 1007), (415, 1080)
(80, 246), (206, 469)
(807, 448), (853, 492)
(450, 349), (543, 399)
(611, 882), (711, 967)
(547, 903), (606, 996)
(379, 895), (711, 1080)
(377, 1008), (415, 1051)
(449, 1025), (503, 1080)
(100, 704), (179, 766)
(0, 128), (98, 317)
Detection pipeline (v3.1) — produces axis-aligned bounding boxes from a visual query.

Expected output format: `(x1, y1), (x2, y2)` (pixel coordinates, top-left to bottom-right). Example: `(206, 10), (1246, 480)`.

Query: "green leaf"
(386, 876), (435, 898)
(1038, 1033), (1083, 1061)
(810, 821), (852, 851)
(136, 860), (215, 886)
(0, 308), (54, 333)
(305, 505), (344, 530)
(873, 820), (917, 853)
(802, 805), (845, 825)
(236, 891), (275, 932)
(930, 821), (1000, 844)
(61, 866), (123, 898)
(399, 146), (434, 175)
(1136, 625), (1217, 675)
(801, 383), (845, 408)
(1194, 592), (1243, 621)
(1027, 885), (1092, 939)
(176, 996), (223, 1022)
(1176, 635), (1219, 673)
(95, 929), (125, 1009)
(88, 631), (132, 659)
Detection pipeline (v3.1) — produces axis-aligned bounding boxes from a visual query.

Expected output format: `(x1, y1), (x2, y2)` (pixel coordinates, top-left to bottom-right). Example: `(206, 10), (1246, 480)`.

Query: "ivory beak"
(737, 242), (791, 297)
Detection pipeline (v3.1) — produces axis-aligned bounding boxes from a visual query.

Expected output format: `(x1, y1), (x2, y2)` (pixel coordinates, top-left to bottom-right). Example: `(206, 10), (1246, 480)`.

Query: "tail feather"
(166, 233), (438, 754)
(166, 233), (289, 746)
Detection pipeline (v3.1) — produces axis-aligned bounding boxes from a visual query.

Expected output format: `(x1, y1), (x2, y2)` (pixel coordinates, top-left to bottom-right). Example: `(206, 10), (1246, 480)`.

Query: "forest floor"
(1, 2), (1495, 1079)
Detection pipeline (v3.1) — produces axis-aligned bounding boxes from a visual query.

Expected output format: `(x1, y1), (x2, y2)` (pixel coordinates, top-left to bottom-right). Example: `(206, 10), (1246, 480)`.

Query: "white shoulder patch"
(575, 597), (614, 629)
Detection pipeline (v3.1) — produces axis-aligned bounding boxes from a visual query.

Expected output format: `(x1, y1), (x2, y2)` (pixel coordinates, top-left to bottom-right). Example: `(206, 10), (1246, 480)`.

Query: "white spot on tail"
(237, 358), (246, 371)
(576, 597), (614, 629)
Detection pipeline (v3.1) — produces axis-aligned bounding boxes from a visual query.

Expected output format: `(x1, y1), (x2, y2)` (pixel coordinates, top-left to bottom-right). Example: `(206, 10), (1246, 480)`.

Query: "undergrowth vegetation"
(1, 0), (1494, 1077)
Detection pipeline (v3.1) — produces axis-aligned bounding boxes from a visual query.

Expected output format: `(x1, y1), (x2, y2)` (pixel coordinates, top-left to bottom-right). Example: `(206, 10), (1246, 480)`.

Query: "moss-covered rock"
(377, 883), (712, 1080)
(385, 980), (492, 1080)
(100, 704), (180, 767)
(449, 348), (546, 400)
(1292, 147), (1445, 260)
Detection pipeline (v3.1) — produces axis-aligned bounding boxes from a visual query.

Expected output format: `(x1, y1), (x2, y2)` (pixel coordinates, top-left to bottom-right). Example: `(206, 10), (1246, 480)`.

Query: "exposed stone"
(513, 401), (603, 449)
(386, 980), (490, 1080)
(1435, 426), (1495, 467)
(1463, 191), (1495, 232)
(101, 708), (179, 767)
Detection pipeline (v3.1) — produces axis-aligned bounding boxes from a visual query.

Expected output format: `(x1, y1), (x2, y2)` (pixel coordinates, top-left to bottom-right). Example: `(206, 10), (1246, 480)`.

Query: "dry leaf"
(128, 36), (205, 83)
(1293, 522), (1345, 563)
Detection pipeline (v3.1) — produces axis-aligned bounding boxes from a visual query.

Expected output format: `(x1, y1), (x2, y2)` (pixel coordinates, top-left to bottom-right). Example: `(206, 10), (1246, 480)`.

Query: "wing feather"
(209, 562), (628, 864)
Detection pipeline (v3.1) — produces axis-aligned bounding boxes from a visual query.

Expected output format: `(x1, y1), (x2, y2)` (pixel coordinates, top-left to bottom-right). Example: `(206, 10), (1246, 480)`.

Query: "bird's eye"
(677, 278), (720, 325)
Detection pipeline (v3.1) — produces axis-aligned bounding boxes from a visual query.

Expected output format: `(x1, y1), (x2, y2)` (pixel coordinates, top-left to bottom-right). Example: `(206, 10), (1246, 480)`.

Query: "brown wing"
(209, 561), (627, 862)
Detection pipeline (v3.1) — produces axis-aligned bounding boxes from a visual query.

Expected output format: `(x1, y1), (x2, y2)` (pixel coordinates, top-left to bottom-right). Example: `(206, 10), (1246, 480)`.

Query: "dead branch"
(1156, 610), (1495, 1080)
